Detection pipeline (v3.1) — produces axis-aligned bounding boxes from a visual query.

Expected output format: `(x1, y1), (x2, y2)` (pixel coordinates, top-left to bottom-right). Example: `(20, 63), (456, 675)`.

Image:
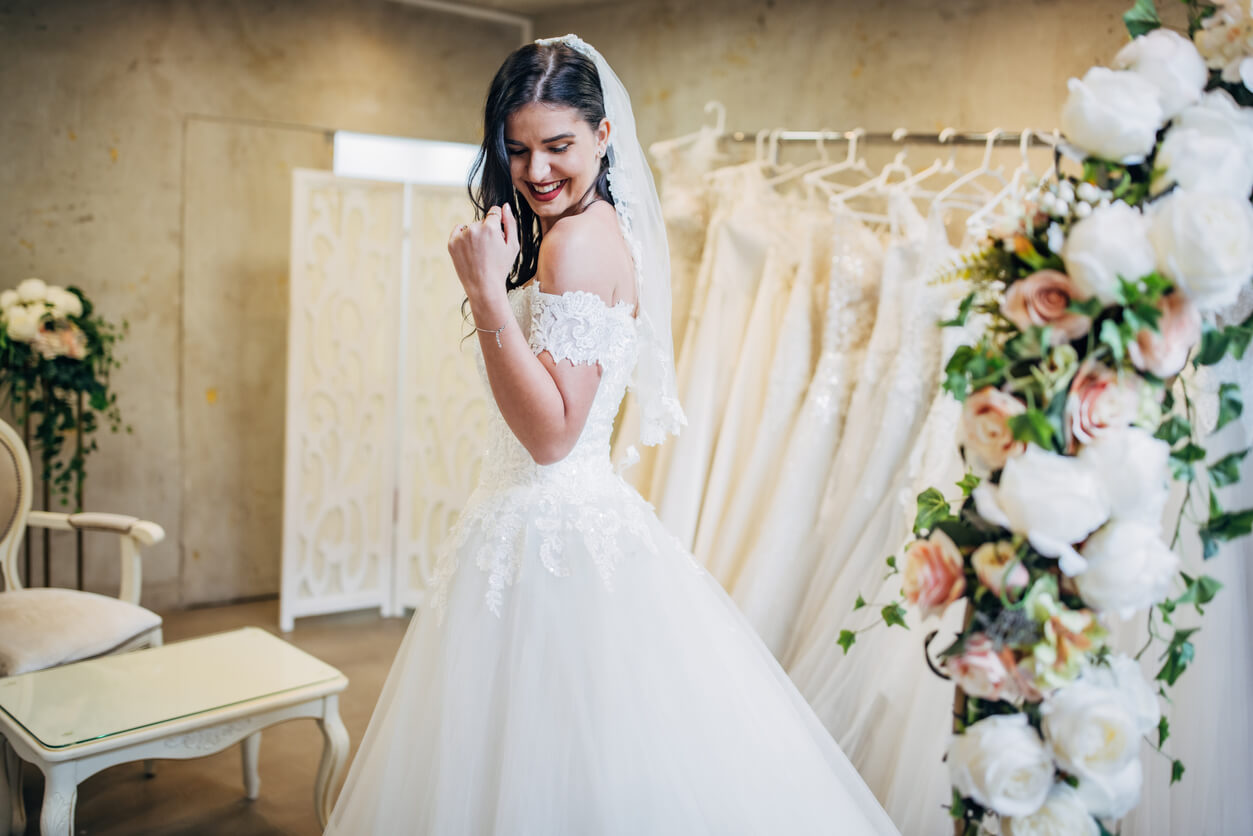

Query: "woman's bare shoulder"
(537, 202), (634, 306)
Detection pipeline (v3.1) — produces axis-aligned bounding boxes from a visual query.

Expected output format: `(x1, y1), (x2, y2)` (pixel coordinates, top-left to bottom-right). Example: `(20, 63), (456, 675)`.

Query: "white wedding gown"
(324, 281), (901, 835)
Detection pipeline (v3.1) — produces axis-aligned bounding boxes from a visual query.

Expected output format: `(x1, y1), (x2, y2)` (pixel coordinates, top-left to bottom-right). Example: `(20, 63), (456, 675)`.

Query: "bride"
(323, 35), (899, 835)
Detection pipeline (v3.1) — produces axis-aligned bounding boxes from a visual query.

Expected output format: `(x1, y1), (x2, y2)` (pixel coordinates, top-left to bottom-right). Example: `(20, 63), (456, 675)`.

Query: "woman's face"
(504, 102), (609, 228)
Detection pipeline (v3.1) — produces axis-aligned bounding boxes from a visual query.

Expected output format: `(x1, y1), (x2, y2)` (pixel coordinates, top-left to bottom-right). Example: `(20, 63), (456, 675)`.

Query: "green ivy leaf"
(957, 472), (981, 497)
(1156, 627), (1199, 686)
(882, 603), (909, 630)
(1200, 507), (1253, 559)
(1228, 324), (1253, 360)
(1195, 323), (1231, 366)
(1124, 0), (1162, 39)
(1067, 296), (1105, 319)
(854, 594), (867, 610)
(942, 292), (976, 328)
(1154, 415), (1192, 445)
(1171, 759), (1186, 785)
(886, 555), (898, 572)
(1100, 318), (1127, 363)
(1008, 408), (1057, 450)
(914, 488), (953, 535)
(1175, 573), (1223, 614)
(1158, 716), (1170, 747)
(949, 788), (967, 819)
(1170, 442), (1207, 481)
(837, 630), (857, 654)
(1217, 383), (1243, 432)
(1209, 449), (1249, 488)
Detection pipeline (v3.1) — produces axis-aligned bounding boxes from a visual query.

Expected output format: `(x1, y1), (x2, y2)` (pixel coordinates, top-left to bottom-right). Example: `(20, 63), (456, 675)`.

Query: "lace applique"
(528, 286), (635, 367)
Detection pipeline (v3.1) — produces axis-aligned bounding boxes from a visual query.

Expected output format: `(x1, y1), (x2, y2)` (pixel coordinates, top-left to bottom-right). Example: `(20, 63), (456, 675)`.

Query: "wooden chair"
(0, 417), (165, 834)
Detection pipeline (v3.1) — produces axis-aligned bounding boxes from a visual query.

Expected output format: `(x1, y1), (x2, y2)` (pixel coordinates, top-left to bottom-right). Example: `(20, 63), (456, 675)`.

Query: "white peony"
(1003, 783), (1099, 836)
(1062, 201), (1157, 305)
(16, 278), (48, 304)
(1078, 427), (1170, 525)
(1152, 125), (1253, 199)
(1076, 520), (1179, 618)
(0, 290), (16, 311)
(1113, 29), (1207, 118)
(973, 445), (1110, 576)
(1083, 654), (1161, 737)
(947, 714), (1055, 818)
(1150, 189), (1253, 312)
(4, 304), (42, 343)
(1060, 67), (1164, 163)
(45, 287), (83, 319)
(1042, 680), (1143, 819)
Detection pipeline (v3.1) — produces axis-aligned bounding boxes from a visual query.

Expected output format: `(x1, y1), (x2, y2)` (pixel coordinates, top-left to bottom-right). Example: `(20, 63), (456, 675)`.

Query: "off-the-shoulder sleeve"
(528, 289), (634, 367)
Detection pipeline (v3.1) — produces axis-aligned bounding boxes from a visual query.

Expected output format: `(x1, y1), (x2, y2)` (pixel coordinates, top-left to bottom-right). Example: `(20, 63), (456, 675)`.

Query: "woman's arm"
(448, 205), (611, 466)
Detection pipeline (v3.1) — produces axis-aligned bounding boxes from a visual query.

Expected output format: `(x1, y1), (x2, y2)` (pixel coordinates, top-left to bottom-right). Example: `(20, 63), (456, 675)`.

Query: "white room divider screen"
(280, 170), (486, 631)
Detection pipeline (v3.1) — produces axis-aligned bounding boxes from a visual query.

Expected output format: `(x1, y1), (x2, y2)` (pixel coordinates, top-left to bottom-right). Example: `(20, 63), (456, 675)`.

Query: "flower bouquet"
(0, 278), (127, 506)
(844, 3), (1253, 833)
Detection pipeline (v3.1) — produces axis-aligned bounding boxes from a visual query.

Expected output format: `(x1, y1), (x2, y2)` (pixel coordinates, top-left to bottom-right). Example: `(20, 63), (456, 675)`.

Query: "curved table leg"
(314, 695), (349, 830)
(1, 739), (21, 836)
(241, 732), (262, 800)
(39, 765), (76, 836)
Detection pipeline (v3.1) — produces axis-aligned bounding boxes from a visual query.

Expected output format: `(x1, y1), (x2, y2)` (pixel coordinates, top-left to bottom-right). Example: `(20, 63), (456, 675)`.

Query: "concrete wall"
(0, 0), (1159, 609)
(0, 0), (518, 608)
(535, 0), (1154, 147)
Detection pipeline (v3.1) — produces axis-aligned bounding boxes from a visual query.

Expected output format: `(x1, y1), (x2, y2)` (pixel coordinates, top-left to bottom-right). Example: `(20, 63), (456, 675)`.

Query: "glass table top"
(0, 627), (343, 749)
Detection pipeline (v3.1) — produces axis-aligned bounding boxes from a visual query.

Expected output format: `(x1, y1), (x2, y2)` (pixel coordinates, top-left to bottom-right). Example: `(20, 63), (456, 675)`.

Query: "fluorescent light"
(333, 131), (479, 186)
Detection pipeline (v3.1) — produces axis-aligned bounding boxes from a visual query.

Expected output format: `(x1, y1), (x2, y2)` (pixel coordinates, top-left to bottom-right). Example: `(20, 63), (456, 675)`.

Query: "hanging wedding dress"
(612, 129), (724, 496)
(647, 165), (779, 549)
(693, 199), (806, 572)
(701, 208), (832, 583)
(323, 281), (901, 835)
(1117, 282), (1253, 836)
(728, 213), (884, 653)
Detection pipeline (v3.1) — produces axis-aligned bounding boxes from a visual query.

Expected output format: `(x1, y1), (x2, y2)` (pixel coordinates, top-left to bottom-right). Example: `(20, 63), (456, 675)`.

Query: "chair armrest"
(26, 511), (165, 605)
(28, 511), (165, 546)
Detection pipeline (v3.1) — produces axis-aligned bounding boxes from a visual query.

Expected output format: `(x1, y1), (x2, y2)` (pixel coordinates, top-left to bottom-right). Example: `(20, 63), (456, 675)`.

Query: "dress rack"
(722, 128), (1057, 148)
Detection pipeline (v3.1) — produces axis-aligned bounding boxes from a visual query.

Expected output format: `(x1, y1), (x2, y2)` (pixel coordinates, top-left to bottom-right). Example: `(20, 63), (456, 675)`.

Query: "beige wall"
(0, 0), (1156, 609)
(0, 0), (518, 608)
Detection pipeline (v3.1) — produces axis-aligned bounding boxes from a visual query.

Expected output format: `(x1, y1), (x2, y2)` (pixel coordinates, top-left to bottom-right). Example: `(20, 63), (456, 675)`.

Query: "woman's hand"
(448, 203), (520, 305)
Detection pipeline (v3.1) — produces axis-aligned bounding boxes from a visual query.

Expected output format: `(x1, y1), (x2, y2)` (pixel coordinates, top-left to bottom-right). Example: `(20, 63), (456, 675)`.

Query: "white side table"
(0, 627), (349, 835)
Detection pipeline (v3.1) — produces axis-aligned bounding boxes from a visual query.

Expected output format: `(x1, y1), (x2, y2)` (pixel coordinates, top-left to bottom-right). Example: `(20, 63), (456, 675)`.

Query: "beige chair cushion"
(0, 588), (162, 676)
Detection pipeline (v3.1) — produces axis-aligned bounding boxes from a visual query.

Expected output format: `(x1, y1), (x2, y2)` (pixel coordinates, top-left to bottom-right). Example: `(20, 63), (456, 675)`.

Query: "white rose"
(0, 290), (16, 311)
(973, 446), (1110, 576)
(1112, 29), (1207, 118)
(1150, 189), (1253, 312)
(1078, 427), (1170, 525)
(1062, 201), (1157, 305)
(1152, 126), (1253, 199)
(1075, 759), (1143, 820)
(16, 278), (48, 303)
(1042, 680), (1143, 818)
(947, 714), (1055, 818)
(1083, 654), (1161, 737)
(4, 304), (41, 343)
(1174, 89), (1253, 160)
(1003, 783), (1099, 836)
(1076, 520), (1179, 618)
(1060, 67), (1164, 163)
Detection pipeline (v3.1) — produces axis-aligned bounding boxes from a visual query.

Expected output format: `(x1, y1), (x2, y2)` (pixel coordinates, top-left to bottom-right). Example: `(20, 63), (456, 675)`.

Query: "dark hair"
(468, 42), (614, 290)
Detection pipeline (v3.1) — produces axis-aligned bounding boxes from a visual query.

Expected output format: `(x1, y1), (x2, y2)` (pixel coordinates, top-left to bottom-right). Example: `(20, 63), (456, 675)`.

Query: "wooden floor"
(10, 599), (410, 835)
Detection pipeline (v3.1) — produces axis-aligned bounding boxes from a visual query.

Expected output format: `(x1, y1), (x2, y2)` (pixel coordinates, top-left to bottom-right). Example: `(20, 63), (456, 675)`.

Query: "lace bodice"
(476, 283), (639, 490)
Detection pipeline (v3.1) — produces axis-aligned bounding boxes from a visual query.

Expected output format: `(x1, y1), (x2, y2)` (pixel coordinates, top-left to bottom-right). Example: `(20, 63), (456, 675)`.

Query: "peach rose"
(1003, 270), (1093, 345)
(1063, 359), (1140, 451)
(961, 387), (1028, 473)
(946, 633), (1020, 701)
(903, 529), (966, 618)
(1128, 291), (1202, 379)
(972, 541), (1030, 598)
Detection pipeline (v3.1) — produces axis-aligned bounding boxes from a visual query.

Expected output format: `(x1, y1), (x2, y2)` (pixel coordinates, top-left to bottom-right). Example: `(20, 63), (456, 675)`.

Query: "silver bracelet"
(475, 320), (507, 348)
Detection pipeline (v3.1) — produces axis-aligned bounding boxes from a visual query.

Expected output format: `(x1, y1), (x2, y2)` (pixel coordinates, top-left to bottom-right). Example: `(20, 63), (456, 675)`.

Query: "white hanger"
(966, 129), (1059, 238)
(764, 129), (836, 187)
(649, 100), (727, 157)
(890, 127), (962, 207)
(932, 128), (1008, 210)
(801, 128), (874, 194)
(824, 131), (915, 224)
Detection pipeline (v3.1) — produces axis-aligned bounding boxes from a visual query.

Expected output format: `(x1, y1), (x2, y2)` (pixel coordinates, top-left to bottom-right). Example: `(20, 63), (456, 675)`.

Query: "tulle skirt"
(324, 478), (900, 836)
